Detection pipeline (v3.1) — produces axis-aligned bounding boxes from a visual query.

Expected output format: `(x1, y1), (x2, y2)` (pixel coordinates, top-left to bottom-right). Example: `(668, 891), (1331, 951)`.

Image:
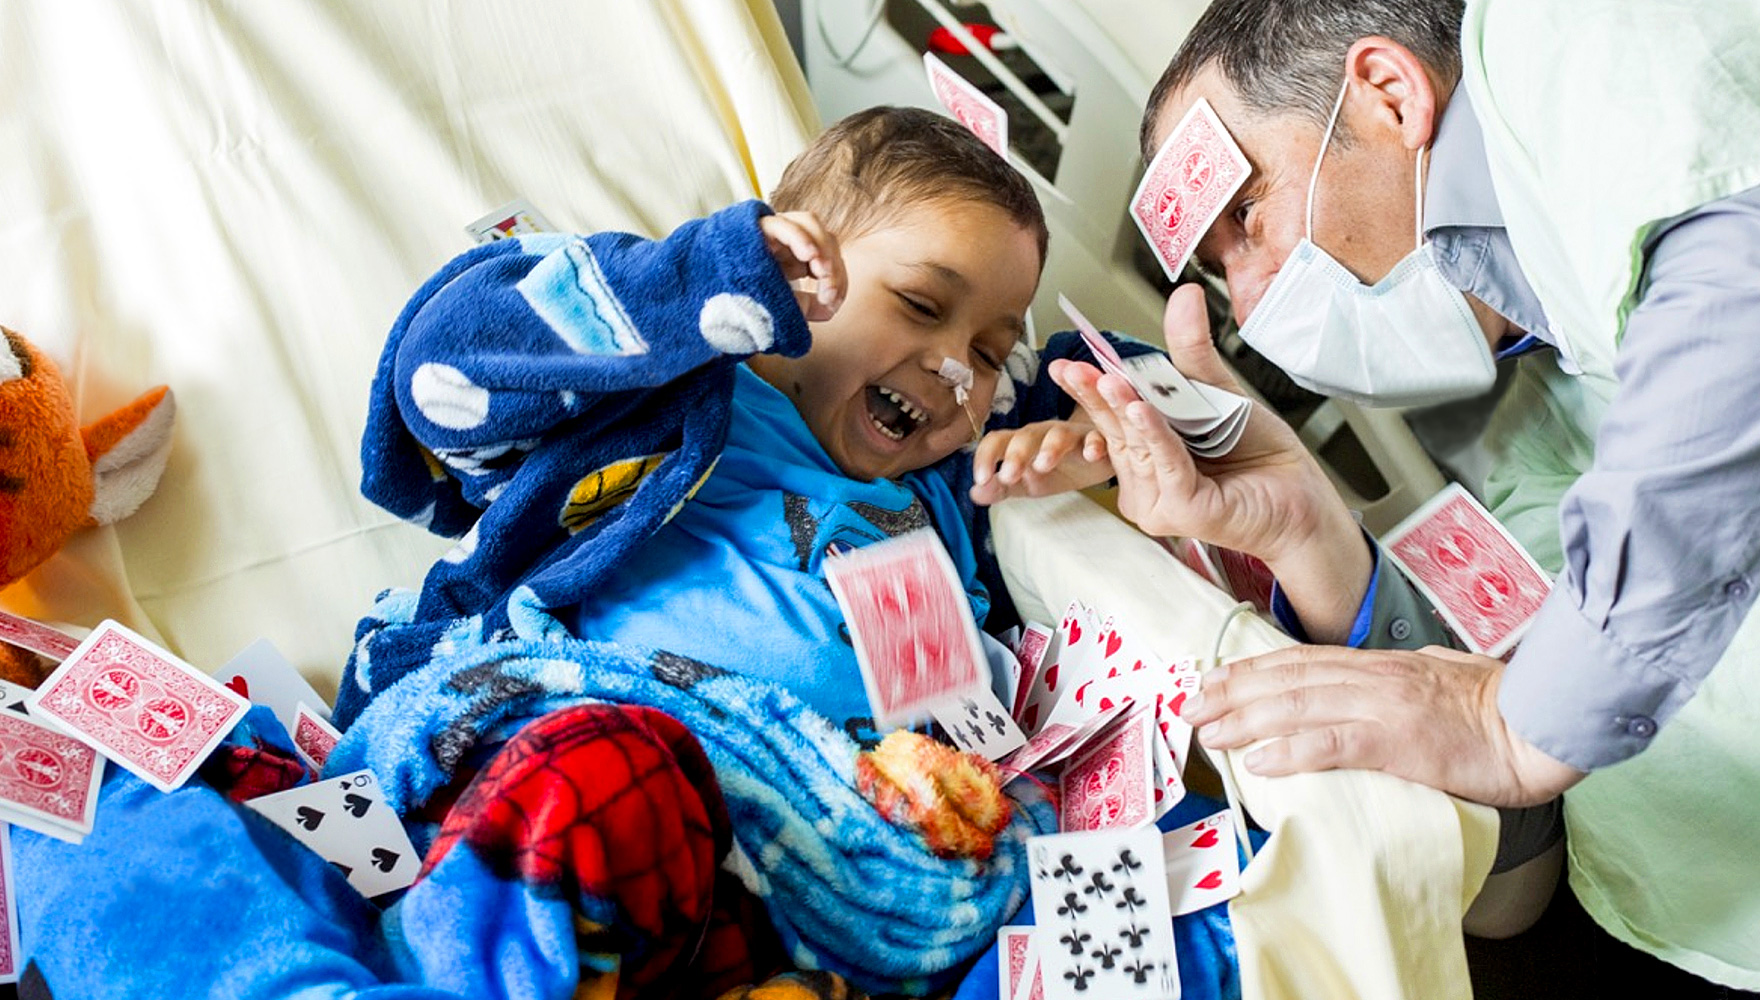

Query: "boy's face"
(751, 198), (1041, 482)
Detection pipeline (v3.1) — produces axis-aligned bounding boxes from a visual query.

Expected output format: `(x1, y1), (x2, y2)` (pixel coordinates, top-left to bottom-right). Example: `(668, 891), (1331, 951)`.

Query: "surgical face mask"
(1235, 78), (1495, 409)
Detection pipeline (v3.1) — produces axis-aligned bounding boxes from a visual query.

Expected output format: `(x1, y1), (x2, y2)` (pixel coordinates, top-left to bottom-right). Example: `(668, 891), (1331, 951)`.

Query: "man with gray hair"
(1051, 0), (1760, 990)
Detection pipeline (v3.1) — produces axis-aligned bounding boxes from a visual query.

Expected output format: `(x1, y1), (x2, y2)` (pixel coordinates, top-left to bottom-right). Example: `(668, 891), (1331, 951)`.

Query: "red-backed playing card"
(28, 620), (248, 792)
(924, 52), (1009, 160)
(1382, 484), (1552, 657)
(1059, 709), (1155, 832)
(0, 611), (78, 662)
(825, 531), (988, 728)
(292, 702), (342, 771)
(0, 826), (17, 984)
(0, 711), (104, 842)
(1131, 97), (1251, 282)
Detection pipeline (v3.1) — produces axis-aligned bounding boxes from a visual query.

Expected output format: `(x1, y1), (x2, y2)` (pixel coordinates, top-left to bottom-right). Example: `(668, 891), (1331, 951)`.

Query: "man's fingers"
(1160, 283), (1242, 393)
(1239, 723), (1386, 777)
(1184, 646), (1402, 727)
(1194, 676), (1388, 751)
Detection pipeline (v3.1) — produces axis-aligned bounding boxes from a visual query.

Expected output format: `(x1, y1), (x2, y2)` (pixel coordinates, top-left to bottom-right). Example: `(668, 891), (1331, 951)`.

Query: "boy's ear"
(83, 386), (176, 526)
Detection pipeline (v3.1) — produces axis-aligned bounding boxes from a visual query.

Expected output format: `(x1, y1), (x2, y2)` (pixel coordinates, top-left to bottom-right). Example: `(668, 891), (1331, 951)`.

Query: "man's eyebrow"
(906, 261), (969, 288)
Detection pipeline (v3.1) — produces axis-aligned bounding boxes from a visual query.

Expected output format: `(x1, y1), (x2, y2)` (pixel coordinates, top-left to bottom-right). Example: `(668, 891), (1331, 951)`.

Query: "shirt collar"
(1423, 85), (1505, 233)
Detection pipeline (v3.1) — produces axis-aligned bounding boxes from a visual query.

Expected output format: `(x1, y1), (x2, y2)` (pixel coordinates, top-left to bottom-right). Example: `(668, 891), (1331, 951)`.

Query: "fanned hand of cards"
(1059, 295), (1251, 459)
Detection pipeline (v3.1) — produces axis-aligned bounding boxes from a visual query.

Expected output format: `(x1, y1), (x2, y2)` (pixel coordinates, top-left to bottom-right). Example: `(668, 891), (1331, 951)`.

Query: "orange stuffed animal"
(0, 326), (175, 685)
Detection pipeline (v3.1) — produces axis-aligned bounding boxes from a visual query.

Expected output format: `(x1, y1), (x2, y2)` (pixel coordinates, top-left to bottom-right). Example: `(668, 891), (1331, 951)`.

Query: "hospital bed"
(0, 0), (1492, 997)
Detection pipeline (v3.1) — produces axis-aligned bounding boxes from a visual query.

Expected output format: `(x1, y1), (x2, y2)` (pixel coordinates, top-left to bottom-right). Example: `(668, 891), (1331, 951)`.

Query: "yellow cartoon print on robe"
(561, 453), (667, 533)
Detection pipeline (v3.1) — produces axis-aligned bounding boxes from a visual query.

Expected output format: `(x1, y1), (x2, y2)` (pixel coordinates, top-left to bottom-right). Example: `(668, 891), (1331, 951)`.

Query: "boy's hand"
(761, 211), (845, 322)
(969, 418), (1112, 506)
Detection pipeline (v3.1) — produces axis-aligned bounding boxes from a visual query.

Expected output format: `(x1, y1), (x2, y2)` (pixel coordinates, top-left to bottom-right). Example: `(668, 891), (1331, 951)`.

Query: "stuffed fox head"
(0, 327), (175, 586)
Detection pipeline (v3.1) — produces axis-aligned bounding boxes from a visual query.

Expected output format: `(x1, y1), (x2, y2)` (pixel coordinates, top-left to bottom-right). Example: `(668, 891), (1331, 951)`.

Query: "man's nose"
(1228, 267), (1274, 327)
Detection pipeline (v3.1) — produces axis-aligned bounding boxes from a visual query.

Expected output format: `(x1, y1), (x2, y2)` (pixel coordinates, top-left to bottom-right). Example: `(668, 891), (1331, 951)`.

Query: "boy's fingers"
(1050, 361), (1130, 444)
(1032, 424), (1077, 472)
(970, 430), (1010, 485)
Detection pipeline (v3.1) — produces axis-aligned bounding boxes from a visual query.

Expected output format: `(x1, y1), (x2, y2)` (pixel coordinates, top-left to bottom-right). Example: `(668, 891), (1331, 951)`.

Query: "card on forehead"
(292, 702), (343, 772)
(0, 710), (105, 845)
(1132, 97), (1251, 282)
(0, 611), (78, 662)
(0, 827), (17, 984)
(923, 52), (1009, 161)
(932, 684), (1028, 761)
(1162, 813), (1242, 916)
(1028, 827), (1181, 1000)
(1059, 709), (1155, 833)
(825, 530), (989, 728)
(28, 620), (248, 793)
(1381, 484), (1552, 657)
(466, 197), (557, 244)
(219, 638), (332, 736)
(245, 769), (419, 898)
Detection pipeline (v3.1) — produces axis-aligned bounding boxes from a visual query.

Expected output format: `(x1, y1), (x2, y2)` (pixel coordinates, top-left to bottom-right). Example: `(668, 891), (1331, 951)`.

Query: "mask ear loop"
(1305, 75), (1354, 241)
(1413, 143), (1429, 249)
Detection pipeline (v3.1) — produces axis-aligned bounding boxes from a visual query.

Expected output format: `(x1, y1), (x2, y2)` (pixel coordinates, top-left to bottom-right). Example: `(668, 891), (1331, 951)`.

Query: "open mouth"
(864, 384), (929, 443)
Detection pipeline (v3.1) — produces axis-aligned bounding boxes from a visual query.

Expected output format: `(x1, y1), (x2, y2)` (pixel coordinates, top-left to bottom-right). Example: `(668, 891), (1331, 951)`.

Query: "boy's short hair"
(770, 106), (1050, 266)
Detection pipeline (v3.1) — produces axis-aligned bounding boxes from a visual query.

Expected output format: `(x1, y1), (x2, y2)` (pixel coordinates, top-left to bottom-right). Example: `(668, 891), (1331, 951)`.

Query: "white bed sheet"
(0, 0), (816, 696)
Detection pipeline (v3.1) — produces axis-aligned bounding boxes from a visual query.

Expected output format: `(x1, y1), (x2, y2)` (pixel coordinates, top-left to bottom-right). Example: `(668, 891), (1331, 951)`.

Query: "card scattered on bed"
(27, 620), (249, 793)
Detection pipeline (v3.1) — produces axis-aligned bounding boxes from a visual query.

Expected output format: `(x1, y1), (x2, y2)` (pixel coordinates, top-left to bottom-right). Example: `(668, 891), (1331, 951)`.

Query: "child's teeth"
(880, 387), (927, 425)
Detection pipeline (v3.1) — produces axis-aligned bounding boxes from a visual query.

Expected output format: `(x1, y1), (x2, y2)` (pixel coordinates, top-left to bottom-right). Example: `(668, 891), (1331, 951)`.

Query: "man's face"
(1149, 64), (1427, 327)
(750, 198), (1040, 482)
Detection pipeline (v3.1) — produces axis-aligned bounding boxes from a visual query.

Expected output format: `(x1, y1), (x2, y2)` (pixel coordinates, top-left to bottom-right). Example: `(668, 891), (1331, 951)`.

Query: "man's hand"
(760, 211), (845, 322)
(969, 417), (1111, 505)
(1183, 644), (1585, 807)
(1051, 284), (1373, 641)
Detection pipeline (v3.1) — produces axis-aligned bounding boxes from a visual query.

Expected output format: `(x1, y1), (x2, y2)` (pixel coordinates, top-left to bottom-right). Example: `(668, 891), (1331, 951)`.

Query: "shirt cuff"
(1500, 583), (1696, 771)
(1269, 534), (1382, 647)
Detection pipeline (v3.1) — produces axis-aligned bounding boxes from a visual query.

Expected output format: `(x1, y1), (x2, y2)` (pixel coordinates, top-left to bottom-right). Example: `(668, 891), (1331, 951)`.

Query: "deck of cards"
(1382, 484), (1552, 658)
(1059, 295), (1251, 460)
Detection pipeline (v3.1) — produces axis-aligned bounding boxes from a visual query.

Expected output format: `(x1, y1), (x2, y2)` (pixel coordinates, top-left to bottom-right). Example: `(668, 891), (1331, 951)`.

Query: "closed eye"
(898, 293), (940, 321)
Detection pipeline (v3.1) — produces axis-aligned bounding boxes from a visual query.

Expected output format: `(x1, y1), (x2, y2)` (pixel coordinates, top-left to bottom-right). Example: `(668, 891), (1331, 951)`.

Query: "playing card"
(923, 52), (1009, 160)
(1002, 699), (1132, 777)
(0, 710), (105, 843)
(1381, 484), (1552, 657)
(1057, 294), (1251, 458)
(1122, 353), (1219, 425)
(1060, 709), (1156, 833)
(1015, 936), (1046, 1000)
(219, 638), (332, 736)
(932, 684), (1028, 761)
(1001, 926), (1034, 1000)
(825, 530), (989, 728)
(1213, 547), (1275, 613)
(28, 620), (249, 793)
(1161, 813), (1241, 916)
(245, 769), (419, 898)
(0, 611), (78, 662)
(465, 197), (557, 244)
(292, 702), (343, 772)
(1016, 602), (1089, 734)
(0, 682), (31, 718)
(1028, 827), (1181, 1000)
(1131, 97), (1251, 283)
(1012, 622), (1053, 722)
(0, 827), (18, 984)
